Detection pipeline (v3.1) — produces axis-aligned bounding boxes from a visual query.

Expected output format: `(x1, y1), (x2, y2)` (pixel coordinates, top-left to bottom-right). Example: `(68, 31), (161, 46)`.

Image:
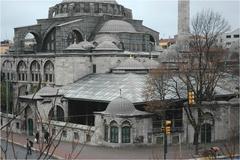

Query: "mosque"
(1, 0), (239, 147)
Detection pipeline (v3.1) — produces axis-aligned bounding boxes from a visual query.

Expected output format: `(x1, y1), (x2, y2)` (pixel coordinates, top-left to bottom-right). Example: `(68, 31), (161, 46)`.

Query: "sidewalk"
(1, 131), (198, 159)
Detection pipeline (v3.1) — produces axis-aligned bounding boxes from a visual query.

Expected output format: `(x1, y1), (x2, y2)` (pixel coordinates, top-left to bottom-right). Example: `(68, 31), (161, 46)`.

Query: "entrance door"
(201, 123), (211, 143)
(28, 119), (33, 136)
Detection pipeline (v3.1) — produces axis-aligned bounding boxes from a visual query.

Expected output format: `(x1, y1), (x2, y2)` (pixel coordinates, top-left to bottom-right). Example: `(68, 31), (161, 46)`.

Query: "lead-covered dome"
(62, 0), (117, 4)
(114, 58), (146, 70)
(99, 20), (137, 33)
(94, 41), (121, 51)
(105, 96), (136, 115)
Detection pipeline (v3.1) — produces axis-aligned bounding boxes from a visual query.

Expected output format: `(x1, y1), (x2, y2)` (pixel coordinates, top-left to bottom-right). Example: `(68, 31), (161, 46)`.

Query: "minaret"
(177, 0), (190, 50)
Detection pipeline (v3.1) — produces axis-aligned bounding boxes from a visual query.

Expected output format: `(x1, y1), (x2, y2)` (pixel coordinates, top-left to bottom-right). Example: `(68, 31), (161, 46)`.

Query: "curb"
(0, 137), (63, 159)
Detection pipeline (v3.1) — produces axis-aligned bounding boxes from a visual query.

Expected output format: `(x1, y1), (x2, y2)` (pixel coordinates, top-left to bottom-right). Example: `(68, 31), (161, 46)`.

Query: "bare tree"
(144, 9), (230, 155)
(178, 9), (230, 154)
(0, 76), (67, 159)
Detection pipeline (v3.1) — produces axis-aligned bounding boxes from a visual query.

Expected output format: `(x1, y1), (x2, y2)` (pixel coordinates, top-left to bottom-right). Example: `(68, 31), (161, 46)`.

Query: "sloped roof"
(142, 59), (160, 69)
(62, 73), (239, 103)
(114, 58), (146, 70)
(63, 73), (146, 103)
(19, 86), (61, 100)
(99, 20), (137, 33)
(62, 0), (117, 4)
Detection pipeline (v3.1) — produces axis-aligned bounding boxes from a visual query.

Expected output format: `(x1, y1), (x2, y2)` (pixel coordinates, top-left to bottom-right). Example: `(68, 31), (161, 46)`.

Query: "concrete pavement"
(0, 131), (202, 159)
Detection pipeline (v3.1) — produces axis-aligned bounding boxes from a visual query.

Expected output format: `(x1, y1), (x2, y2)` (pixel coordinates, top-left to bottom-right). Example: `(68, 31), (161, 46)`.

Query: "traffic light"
(165, 120), (171, 135)
(188, 91), (195, 105)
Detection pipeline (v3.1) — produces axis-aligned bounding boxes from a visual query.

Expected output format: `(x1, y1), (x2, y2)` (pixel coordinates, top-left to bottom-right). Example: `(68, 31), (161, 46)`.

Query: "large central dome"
(62, 0), (117, 4)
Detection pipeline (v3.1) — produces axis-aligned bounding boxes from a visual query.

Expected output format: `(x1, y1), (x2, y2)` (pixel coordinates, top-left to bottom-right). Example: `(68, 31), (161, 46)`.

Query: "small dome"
(94, 34), (120, 44)
(99, 20), (137, 33)
(94, 41), (121, 51)
(62, 0), (117, 4)
(105, 96), (136, 115)
(37, 86), (59, 96)
(114, 58), (146, 70)
(78, 40), (95, 50)
(65, 42), (86, 51)
(142, 59), (159, 69)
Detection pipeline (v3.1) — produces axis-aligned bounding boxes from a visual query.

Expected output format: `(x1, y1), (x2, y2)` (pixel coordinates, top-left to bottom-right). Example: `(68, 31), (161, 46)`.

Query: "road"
(0, 139), (55, 159)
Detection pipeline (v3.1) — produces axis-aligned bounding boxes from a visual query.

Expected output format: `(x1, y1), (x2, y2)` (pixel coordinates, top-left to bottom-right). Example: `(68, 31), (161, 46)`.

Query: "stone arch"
(66, 29), (84, 45)
(43, 60), (54, 83)
(30, 60), (41, 82)
(17, 61), (27, 81)
(120, 119), (132, 126)
(149, 35), (156, 45)
(42, 27), (56, 52)
(22, 31), (41, 52)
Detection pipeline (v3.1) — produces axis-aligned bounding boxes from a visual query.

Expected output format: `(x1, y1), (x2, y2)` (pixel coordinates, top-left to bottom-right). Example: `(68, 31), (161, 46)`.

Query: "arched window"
(110, 121), (118, 143)
(48, 106), (64, 122)
(201, 123), (212, 143)
(67, 30), (83, 46)
(44, 61), (54, 83)
(17, 61), (27, 81)
(56, 106), (64, 121)
(121, 121), (131, 143)
(2, 60), (13, 81)
(42, 28), (56, 52)
(30, 61), (40, 82)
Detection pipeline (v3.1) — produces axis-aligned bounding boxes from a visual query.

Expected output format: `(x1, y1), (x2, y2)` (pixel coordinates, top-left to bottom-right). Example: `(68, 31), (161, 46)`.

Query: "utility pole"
(164, 130), (167, 160)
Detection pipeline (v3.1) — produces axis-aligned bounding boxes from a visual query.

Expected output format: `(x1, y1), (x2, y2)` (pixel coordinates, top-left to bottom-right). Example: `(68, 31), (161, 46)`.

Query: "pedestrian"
(44, 131), (49, 143)
(26, 139), (32, 155)
(35, 131), (39, 144)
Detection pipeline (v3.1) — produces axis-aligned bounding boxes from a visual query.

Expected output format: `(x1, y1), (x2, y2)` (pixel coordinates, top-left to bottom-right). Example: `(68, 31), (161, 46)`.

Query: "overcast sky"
(0, 0), (239, 41)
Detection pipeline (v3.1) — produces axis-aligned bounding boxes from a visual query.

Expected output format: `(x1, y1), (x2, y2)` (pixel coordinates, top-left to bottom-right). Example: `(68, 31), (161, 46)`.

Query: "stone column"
(118, 125), (121, 143)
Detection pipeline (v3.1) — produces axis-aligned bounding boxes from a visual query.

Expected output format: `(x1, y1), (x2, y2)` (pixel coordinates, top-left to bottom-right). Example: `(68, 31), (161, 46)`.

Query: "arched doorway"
(24, 105), (33, 136)
(28, 118), (33, 136)
(201, 123), (211, 143)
